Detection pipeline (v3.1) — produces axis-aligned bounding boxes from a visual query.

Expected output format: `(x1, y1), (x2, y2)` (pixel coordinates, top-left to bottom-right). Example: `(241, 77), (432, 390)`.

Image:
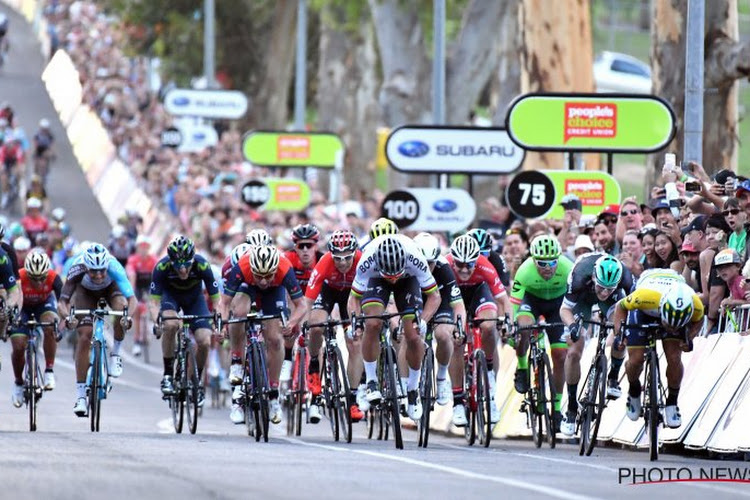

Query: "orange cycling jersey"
(19, 268), (62, 306)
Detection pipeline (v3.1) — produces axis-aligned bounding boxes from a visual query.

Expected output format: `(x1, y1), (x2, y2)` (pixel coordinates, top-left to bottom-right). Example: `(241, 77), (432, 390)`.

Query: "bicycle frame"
(18, 318), (56, 432)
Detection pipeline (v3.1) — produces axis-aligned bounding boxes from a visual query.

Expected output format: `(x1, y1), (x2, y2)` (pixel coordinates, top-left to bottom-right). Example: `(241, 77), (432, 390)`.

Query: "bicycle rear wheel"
(647, 351), (660, 461)
(332, 346), (352, 444)
(418, 348), (434, 448)
(475, 350), (492, 448)
(322, 354), (338, 441)
(89, 342), (102, 433)
(578, 359), (597, 456)
(585, 355), (608, 456)
(539, 352), (556, 448)
(185, 343), (200, 435)
(26, 344), (38, 432)
(171, 353), (185, 434)
(383, 345), (403, 450)
(294, 347), (306, 437)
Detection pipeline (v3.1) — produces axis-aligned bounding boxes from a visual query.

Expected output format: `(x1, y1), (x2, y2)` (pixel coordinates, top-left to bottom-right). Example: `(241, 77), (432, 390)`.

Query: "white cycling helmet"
(231, 242), (252, 266)
(375, 236), (406, 277)
(245, 228), (273, 247)
(39, 118), (50, 128)
(413, 232), (440, 262)
(659, 282), (694, 329)
(83, 242), (110, 270)
(249, 245), (280, 276)
(450, 235), (480, 264)
(25, 251), (51, 277)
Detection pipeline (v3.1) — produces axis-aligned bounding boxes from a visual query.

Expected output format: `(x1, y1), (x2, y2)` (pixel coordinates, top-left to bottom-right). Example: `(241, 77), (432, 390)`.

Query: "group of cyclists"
(0, 211), (702, 444)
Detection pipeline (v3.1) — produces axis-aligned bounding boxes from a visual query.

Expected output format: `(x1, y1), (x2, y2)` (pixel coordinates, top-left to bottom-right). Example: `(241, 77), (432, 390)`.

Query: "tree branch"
(705, 32), (750, 88)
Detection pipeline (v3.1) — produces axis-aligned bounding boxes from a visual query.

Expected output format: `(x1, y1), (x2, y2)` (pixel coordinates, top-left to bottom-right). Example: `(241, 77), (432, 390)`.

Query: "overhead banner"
(380, 188), (475, 232)
(506, 93), (675, 153)
(240, 178), (310, 212)
(506, 170), (621, 220)
(385, 125), (524, 174)
(242, 131), (344, 168)
(164, 89), (249, 119)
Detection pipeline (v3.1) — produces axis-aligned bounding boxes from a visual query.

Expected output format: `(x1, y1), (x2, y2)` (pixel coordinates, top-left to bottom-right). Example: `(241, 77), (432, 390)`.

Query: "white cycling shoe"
(229, 364), (243, 385)
(230, 403), (245, 424)
(11, 384), (23, 408)
(73, 397), (88, 417)
(269, 399), (282, 424)
(407, 390), (423, 422)
(309, 403), (322, 424)
(109, 354), (123, 378)
(561, 411), (577, 437)
(436, 379), (451, 406)
(44, 371), (56, 390)
(626, 395), (641, 421)
(665, 405), (682, 428)
(489, 398), (500, 424)
(452, 404), (468, 427)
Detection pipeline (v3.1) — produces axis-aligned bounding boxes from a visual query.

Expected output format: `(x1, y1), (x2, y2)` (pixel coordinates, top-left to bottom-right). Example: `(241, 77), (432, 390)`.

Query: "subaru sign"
(385, 125), (525, 174)
(176, 122), (219, 153)
(164, 88), (249, 119)
(381, 188), (475, 232)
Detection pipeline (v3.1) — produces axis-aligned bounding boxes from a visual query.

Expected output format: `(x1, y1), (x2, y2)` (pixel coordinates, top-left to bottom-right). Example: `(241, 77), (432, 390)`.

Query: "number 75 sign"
(506, 170), (621, 219)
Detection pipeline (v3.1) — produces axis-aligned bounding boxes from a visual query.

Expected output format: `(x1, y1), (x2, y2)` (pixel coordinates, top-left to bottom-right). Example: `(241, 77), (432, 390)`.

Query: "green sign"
(506, 93), (675, 153)
(242, 131), (344, 168)
(241, 178), (311, 211)
(545, 170), (621, 219)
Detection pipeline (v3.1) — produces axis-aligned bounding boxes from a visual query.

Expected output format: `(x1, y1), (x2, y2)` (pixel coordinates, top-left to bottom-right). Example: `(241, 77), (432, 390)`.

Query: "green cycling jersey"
(510, 255), (573, 313)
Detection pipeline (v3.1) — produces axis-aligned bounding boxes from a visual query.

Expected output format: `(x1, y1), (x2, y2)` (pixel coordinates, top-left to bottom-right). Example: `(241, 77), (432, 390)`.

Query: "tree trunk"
(704, 0), (744, 171)
(520, 0), (597, 170)
(316, 3), (380, 198)
(639, 0), (651, 31)
(247, 0), (297, 128)
(492, 0), (523, 124)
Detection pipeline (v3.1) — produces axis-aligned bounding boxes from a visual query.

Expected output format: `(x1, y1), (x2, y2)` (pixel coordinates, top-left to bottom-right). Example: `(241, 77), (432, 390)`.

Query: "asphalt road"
(1, 4), (750, 500)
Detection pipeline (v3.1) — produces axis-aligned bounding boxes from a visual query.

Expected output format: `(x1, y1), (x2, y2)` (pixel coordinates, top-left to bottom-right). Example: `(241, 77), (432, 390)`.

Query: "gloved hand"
(120, 316), (132, 330)
(567, 322), (580, 343)
(417, 318), (428, 336)
(153, 324), (163, 339)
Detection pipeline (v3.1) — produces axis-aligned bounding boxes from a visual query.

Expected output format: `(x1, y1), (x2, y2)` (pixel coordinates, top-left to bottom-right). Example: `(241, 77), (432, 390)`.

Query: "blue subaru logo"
(398, 140), (429, 158)
(172, 96), (190, 106)
(433, 199), (457, 213)
(193, 132), (206, 140)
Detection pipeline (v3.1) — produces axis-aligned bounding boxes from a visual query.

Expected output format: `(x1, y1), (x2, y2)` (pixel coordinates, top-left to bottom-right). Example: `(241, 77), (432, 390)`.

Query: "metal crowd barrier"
(718, 304), (750, 333)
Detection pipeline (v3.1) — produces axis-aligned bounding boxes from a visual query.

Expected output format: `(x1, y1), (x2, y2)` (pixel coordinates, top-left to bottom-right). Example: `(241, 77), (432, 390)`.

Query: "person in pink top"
(20, 197), (49, 245)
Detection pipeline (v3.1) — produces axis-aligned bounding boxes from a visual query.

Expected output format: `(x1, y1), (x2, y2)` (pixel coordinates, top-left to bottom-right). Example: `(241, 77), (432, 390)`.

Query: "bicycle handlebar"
(303, 318), (351, 331)
(514, 321), (566, 332)
(223, 311), (287, 328)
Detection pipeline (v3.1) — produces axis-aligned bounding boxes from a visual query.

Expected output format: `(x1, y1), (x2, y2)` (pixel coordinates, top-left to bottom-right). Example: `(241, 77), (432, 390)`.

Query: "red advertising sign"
(274, 183), (302, 202)
(564, 179), (605, 206)
(277, 136), (310, 161)
(564, 102), (617, 143)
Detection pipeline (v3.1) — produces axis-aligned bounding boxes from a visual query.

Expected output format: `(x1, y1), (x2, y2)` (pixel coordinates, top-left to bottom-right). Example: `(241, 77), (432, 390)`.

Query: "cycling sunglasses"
(594, 282), (617, 293)
(333, 253), (354, 263)
(296, 243), (315, 250)
(454, 261), (476, 270)
(379, 270), (404, 280)
(535, 259), (558, 268)
(173, 259), (193, 270)
(253, 271), (275, 281)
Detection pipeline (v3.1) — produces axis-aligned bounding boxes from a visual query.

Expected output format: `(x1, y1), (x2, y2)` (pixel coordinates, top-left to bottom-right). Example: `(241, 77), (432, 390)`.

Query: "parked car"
(593, 51), (652, 94)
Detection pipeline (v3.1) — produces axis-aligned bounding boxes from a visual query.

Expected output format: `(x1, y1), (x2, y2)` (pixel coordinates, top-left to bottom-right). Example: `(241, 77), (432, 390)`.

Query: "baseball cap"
(684, 215), (707, 234)
(679, 241), (698, 254)
(649, 198), (670, 212)
(600, 204), (620, 216)
(737, 179), (750, 195)
(574, 234), (594, 252)
(714, 248), (741, 266)
(560, 194), (582, 211)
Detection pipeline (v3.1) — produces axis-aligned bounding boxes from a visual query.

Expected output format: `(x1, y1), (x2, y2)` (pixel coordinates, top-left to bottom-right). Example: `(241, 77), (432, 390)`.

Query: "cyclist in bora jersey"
(511, 234), (573, 430)
(612, 269), (703, 428)
(558, 253), (633, 436)
(304, 230), (364, 423)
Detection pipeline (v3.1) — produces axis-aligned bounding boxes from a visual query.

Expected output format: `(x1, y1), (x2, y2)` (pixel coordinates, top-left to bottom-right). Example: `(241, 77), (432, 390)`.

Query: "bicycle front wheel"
(252, 343), (270, 442)
(383, 346), (403, 450)
(418, 348), (434, 448)
(26, 344), (38, 432)
(539, 352), (556, 449)
(585, 355), (608, 456)
(475, 350), (492, 448)
(647, 351), (660, 461)
(171, 353), (185, 434)
(185, 343), (200, 435)
(89, 342), (102, 433)
(293, 347), (307, 437)
(464, 360), (476, 446)
(578, 358), (598, 456)
(332, 345), (352, 444)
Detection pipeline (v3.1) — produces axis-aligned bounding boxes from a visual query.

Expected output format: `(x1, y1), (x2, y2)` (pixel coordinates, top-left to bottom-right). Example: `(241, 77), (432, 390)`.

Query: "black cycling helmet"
(292, 223), (320, 243)
(167, 235), (195, 262)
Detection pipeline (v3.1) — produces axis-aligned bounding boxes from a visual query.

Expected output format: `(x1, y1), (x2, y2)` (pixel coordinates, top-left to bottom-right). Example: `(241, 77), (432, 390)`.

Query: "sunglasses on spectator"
(454, 261), (476, 270)
(296, 243), (315, 250)
(722, 209), (741, 217)
(333, 253), (354, 263)
(620, 209), (639, 216)
(535, 259), (558, 268)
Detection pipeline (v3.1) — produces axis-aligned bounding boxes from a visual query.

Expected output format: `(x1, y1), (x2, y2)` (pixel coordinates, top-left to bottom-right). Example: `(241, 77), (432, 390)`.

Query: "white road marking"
(281, 437), (601, 500)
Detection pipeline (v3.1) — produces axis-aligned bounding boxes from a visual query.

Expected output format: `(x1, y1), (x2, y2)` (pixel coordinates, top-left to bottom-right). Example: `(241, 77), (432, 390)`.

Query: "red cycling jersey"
(126, 253), (157, 281)
(227, 253), (303, 299)
(305, 250), (362, 300)
(19, 268), (62, 306)
(445, 254), (506, 298)
(283, 250), (322, 294)
(0, 144), (24, 166)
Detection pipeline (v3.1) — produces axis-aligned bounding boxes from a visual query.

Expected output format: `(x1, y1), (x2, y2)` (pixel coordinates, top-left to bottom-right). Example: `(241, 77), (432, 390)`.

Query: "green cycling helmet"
(467, 228), (492, 255)
(593, 255), (623, 288)
(529, 234), (561, 260)
(369, 217), (399, 240)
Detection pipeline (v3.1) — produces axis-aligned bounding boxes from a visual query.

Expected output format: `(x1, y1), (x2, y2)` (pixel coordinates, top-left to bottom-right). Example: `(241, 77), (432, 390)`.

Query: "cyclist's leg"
(472, 284), (498, 376)
(514, 299), (536, 393)
(9, 309), (30, 386)
(258, 286), (287, 395)
(662, 335), (684, 407)
(159, 292), (180, 381)
(308, 307), (328, 396)
(393, 277), (424, 393)
(540, 297), (567, 418)
(72, 288), (96, 400)
(183, 291), (212, 378)
(106, 286), (127, 353)
(39, 295), (59, 374)
(228, 288), (253, 375)
(358, 279), (389, 401)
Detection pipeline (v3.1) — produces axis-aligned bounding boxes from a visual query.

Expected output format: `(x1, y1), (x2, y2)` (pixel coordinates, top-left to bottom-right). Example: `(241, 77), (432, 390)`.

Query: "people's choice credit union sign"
(385, 125), (524, 174)
(380, 188), (476, 232)
(164, 89), (249, 119)
(506, 93), (675, 153)
(241, 178), (311, 212)
(242, 131), (344, 168)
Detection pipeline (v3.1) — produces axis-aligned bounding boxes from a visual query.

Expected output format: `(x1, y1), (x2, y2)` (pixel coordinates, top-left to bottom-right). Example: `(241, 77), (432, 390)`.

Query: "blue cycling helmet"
(83, 243), (110, 270)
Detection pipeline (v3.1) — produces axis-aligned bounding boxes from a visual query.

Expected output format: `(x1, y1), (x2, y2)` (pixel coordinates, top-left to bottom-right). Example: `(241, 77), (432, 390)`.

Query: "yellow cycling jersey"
(619, 269), (704, 322)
